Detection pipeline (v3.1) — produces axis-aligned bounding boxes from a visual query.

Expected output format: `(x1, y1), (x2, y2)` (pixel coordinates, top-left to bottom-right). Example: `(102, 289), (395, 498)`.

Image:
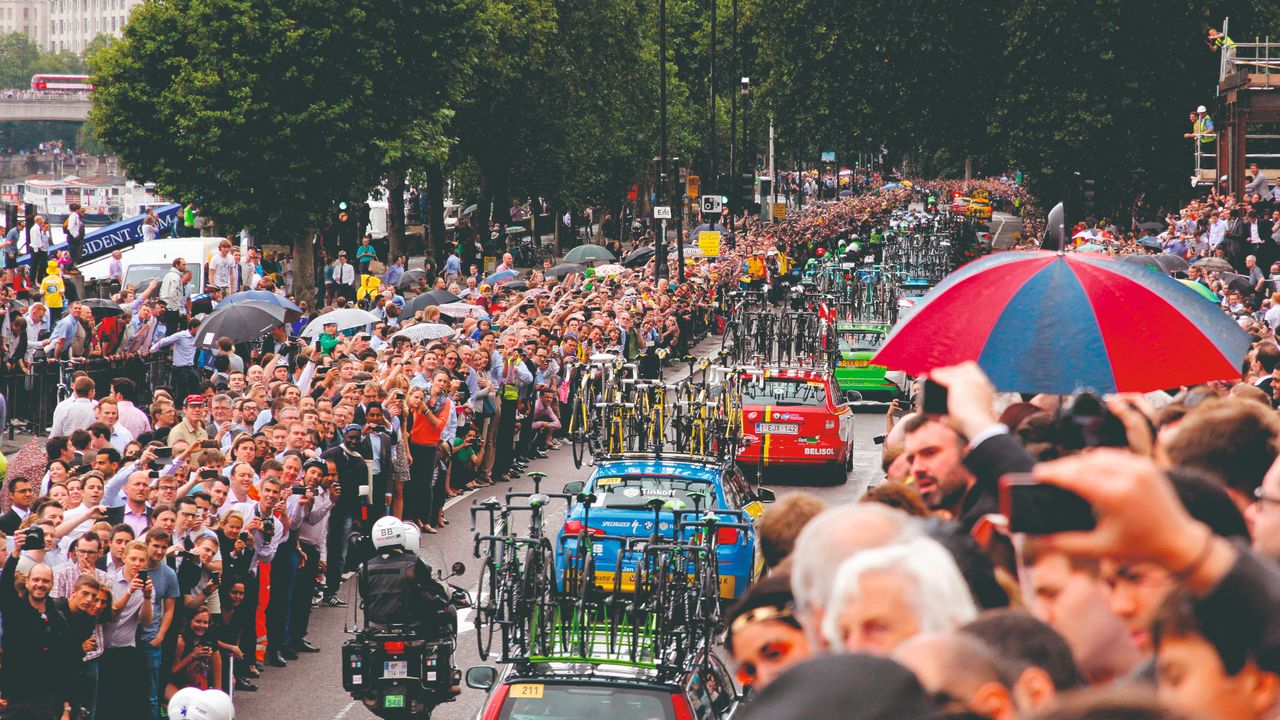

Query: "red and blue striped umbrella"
(874, 251), (1250, 395)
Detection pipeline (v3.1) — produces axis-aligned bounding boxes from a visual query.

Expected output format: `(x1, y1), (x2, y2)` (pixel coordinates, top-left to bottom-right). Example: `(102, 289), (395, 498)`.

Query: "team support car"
(464, 649), (741, 720)
(555, 455), (773, 601)
(949, 196), (972, 214)
(832, 321), (907, 401)
(967, 198), (993, 221)
(735, 368), (855, 483)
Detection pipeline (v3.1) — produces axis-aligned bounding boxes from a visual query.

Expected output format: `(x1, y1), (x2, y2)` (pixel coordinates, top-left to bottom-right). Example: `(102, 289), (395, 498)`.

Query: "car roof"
(499, 658), (705, 690)
(594, 459), (722, 483)
(745, 367), (831, 382)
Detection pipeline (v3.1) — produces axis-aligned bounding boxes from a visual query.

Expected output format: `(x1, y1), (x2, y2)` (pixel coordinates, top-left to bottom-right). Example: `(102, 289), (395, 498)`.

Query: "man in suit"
(359, 403), (395, 521)
(105, 471), (153, 538)
(0, 476), (36, 534)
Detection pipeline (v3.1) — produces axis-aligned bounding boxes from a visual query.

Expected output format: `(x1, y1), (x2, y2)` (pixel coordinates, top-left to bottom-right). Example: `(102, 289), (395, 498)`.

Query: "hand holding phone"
(999, 473), (1096, 534)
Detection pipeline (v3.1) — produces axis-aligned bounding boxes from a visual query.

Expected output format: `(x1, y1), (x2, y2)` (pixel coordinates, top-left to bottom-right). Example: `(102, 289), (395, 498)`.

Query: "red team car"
(734, 367), (855, 484)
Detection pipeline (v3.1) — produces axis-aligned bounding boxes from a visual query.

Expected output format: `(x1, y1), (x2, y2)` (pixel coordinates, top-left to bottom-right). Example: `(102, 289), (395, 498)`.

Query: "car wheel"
(828, 461), (849, 486)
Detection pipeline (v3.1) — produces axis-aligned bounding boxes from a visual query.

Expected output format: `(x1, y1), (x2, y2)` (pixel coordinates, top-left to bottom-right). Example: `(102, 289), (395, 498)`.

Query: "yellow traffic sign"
(686, 175), (700, 199)
(772, 203), (787, 221)
(698, 230), (721, 258)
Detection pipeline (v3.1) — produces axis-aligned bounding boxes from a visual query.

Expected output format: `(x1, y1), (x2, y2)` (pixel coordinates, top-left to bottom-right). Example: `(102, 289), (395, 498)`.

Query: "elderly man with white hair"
(790, 502), (922, 650)
(821, 534), (979, 655)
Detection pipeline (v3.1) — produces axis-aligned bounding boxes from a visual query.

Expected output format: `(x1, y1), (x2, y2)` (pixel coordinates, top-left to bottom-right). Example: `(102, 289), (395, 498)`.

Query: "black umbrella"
(220, 290), (302, 322)
(425, 289), (460, 305)
(693, 222), (730, 235)
(82, 298), (123, 318)
(1220, 272), (1254, 295)
(1138, 221), (1166, 231)
(395, 269), (428, 291)
(502, 280), (530, 292)
(404, 292), (440, 316)
(1152, 254), (1190, 275)
(546, 262), (587, 278)
(1118, 253), (1189, 276)
(195, 301), (287, 347)
(623, 247), (655, 268)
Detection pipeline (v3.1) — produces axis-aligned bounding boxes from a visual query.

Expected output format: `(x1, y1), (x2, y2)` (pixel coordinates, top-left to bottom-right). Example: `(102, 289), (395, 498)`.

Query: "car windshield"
(499, 683), (675, 720)
(124, 263), (200, 294)
(741, 377), (827, 406)
(839, 332), (886, 352)
(594, 475), (715, 510)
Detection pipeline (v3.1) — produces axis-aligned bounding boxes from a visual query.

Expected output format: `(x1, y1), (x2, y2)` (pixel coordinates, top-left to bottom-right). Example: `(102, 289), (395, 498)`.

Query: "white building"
(47, 0), (141, 54)
(0, 0), (49, 49)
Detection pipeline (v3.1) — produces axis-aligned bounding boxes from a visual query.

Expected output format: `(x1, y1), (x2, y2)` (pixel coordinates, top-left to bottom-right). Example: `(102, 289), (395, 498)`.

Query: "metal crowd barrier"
(2, 353), (173, 439)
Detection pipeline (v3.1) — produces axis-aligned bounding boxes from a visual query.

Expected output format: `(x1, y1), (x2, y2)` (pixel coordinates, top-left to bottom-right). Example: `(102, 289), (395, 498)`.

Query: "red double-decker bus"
(30, 74), (93, 92)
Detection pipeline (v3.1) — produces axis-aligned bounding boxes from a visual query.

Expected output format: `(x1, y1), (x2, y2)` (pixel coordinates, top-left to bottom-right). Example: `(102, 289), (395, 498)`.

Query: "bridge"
(0, 94), (90, 122)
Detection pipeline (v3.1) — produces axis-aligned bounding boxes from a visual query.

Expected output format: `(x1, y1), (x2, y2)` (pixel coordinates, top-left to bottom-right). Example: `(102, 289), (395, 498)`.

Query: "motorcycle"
(341, 561), (473, 719)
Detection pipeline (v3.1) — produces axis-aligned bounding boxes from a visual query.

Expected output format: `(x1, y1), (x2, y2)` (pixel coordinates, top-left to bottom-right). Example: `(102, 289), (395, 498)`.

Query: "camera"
(239, 532), (250, 544)
(138, 569), (149, 584)
(153, 446), (173, 459)
(22, 525), (44, 550)
(292, 485), (309, 496)
(468, 437), (482, 448)
(209, 571), (221, 585)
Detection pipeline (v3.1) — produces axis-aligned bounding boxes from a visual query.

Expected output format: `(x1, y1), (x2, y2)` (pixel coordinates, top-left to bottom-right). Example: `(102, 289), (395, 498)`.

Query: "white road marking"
(331, 700), (358, 720)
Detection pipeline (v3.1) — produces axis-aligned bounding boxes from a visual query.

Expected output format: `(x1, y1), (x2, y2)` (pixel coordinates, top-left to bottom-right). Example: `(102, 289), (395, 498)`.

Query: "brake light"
(563, 520), (604, 537)
(716, 527), (739, 545)
(481, 684), (511, 720)
(671, 693), (695, 720)
(383, 641), (405, 654)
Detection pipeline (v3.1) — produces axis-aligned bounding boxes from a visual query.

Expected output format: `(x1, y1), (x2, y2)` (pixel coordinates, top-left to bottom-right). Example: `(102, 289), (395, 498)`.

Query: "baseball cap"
(184, 394), (207, 406)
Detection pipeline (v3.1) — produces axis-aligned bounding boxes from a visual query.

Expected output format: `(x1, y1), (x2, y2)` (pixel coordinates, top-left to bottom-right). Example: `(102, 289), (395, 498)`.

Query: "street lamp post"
(741, 77), (750, 215)
(657, 0), (668, 281)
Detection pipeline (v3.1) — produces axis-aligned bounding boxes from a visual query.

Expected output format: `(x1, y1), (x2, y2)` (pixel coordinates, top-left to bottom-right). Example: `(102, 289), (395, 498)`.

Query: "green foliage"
(0, 31), (89, 87)
(90, 0), (478, 297)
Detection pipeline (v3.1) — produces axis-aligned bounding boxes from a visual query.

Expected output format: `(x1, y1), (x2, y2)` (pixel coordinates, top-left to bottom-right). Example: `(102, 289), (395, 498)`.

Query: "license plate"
(384, 695), (405, 709)
(383, 660), (408, 679)
(755, 422), (798, 434)
(838, 359), (870, 368)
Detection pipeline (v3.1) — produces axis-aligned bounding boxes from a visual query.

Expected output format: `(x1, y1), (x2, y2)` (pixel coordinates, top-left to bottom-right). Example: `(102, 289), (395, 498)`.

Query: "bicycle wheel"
(570, 397), (587, 469)
(475, 560), (498, 660)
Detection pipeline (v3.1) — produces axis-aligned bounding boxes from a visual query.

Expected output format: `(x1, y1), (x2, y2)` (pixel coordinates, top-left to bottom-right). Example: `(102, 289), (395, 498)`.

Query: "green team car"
(832, 321), (907, 401)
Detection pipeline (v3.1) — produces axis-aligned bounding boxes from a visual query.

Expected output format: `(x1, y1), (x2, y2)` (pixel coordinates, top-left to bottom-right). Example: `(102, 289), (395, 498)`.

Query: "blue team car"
(554, 455), (775, 601)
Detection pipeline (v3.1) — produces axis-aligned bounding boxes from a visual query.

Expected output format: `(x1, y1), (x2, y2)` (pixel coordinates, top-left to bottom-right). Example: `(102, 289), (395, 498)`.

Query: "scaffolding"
(1198, 18), (1280, 194)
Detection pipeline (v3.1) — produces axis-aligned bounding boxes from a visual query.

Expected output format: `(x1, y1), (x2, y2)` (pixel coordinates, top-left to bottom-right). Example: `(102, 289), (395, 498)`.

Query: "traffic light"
(734, 173), (754, 215)
(337, 200), (350, 224)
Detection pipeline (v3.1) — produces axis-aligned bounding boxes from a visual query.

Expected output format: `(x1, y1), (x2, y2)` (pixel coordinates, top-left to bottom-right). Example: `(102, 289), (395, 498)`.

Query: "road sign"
(700, 195), (722, 214)
(772, 203), (787, 221)
(686, 175), (700, 199)
(698, 231), (722, 258)
(654, 206), (672, 219)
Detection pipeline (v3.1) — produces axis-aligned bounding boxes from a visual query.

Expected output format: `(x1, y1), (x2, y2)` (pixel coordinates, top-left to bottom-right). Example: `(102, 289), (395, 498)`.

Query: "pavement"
(231, 336), (888, 720)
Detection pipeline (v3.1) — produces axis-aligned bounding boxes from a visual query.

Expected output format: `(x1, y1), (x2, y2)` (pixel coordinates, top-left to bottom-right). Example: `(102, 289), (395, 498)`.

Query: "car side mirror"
(756, 488), (776, 503)
(465, 666), (498, 690)
(562, 481), (584, 496)
(843, 390), (863, 403)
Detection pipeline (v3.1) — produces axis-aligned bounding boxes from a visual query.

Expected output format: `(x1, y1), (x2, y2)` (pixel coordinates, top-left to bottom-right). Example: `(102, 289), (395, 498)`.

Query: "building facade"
(47, 0), (140, 54)
(0, 0), (49, 49)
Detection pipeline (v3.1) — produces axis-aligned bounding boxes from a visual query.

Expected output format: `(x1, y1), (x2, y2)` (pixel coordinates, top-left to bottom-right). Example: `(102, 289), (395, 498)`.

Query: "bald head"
(791, 503), (921, 648)
(26, 562), (53, 599)
(894, 633), (1017, 720)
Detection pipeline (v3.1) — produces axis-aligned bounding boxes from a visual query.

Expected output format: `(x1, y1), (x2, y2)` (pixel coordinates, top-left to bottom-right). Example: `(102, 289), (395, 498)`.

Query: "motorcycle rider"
(358, 516), (455, 636)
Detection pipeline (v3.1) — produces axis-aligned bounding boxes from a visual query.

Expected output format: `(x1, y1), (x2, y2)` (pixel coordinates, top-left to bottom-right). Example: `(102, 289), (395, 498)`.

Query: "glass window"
(497, 684), (674, 720)
(740, 377), (826, 406)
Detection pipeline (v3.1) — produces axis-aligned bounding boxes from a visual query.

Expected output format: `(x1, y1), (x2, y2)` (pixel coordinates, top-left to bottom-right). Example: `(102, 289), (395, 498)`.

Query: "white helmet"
(189, 689), (235, 720)
(401, 521), (421, 556)
(1197, 105), (1208, 113)
(168, 687), (204, 719)
(371, 515), (406, 551)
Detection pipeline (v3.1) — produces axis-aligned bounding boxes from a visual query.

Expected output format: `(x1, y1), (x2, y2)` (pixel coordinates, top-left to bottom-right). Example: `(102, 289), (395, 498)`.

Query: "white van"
(79, 237), (236, 295)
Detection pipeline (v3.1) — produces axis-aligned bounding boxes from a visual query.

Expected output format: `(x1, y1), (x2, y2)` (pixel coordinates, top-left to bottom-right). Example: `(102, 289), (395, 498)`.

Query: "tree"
(90, 0), (478, 302)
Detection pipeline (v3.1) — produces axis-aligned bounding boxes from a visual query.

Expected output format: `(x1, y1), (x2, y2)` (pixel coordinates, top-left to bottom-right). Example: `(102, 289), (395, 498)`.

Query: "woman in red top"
(405, 376), (451, 532)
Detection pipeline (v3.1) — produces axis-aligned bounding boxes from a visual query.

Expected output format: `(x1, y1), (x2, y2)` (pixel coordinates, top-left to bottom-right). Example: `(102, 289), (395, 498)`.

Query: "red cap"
(184, 394), (207, 406)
